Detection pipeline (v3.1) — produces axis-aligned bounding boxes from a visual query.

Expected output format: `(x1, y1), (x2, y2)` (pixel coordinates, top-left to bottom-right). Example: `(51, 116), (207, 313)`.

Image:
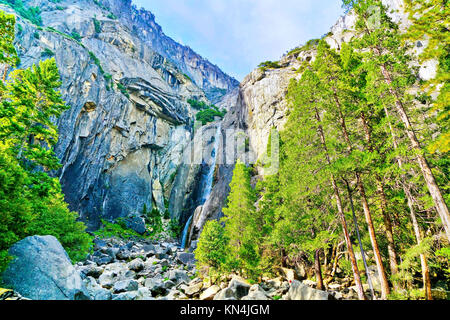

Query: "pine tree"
(195, 220), (230, 278)
(221, 159), (260, 278)
(345, 0), (450, 242)
(0, 10), (92, 273)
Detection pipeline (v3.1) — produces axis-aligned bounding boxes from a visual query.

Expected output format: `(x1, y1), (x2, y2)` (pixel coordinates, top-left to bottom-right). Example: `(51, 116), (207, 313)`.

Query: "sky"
(132, 0), (345, 81)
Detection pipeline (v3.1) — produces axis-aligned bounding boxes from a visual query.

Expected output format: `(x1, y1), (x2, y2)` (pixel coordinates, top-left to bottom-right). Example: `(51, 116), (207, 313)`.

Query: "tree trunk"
(314, 107), (366, 300)
(345, 179), (376, 300)
(315, 249), (324, 291)
(360, 112), (399, 280)
(334, 94), (390, 299)
(356, 173), (391, 299)
(378, 58), (450, 242)
(384, 105), (433, 300)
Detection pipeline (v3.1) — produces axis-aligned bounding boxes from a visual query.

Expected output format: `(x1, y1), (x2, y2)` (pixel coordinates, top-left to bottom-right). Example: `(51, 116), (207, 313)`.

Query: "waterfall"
(180, 214), (193, 250)
(201, 124), (222, 202)
(180, 123), (222, 249)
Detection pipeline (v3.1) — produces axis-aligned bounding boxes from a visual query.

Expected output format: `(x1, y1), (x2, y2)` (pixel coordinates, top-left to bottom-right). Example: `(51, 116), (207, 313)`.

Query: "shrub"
(93, 17), (101, 33)
(195, 107), (227, 125)
(41, 48), (55, 57)
(194, 220), (230, 276)
(258, 60), (281, 71)
(93, 218), (144, 240)
(70, 31), (81, 42)
(168, 218), (182, 238)
(0, 0), (42, 26)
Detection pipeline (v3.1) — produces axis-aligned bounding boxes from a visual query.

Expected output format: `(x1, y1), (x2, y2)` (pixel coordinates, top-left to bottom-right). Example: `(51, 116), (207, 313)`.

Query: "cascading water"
(180, 123), (222, 249)
(201, 124), (222, 203)
(180, 214), (193, 249)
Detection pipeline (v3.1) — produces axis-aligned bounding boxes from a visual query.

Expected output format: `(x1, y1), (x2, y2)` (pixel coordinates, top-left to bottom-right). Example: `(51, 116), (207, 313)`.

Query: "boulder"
(2, 235), (89, 300)
(98, 271), (116, 289)
(227, 277), (251, 299)
(168, 269), (191, 285)
(84, 277), (112, 300)
(116, 248), (132, 260)
(112, 291), (139, 300)
(80, 265), (104, 278)
(200, 285), (220, 300)
(128, 258), (145, 272)
(113, 279), (139, 293)
(241, 285), (270, 300)
(184, 282), (203, 296)
(213, 288), (237, 300)
(144, 278), (167, 296)
(125, 215), (147, 235)
(280, 267), (300, 282)
(286, 280), (329, 300)
(176, 252), (196, 266)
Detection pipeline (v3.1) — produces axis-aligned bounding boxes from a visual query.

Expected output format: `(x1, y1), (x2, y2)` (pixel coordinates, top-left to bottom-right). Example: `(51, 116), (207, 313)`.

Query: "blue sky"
(133, 0), (345, 81)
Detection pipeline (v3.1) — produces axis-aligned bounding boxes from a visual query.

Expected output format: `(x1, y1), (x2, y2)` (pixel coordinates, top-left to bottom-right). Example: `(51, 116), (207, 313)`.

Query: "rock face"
(2, 236), (89, 300)
(186, 0), (436, 244)
(2, 0), (238, 232)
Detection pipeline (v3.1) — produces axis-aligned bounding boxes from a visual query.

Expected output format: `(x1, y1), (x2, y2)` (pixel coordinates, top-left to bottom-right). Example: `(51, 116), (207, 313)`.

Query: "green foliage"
(287, 38), (320, 56)
(195, 220), (230, 277)
(144, 206), (163, 236)
(0, 12), (92, 273)
(41, 48), (54, 57)
(107, 12), (117, 20)
(258, 60), (281, 71)
(195, 107), (227, 125)
(116, 82), (129, 98)
(93, 17), (101, 34)
(93, 218), (144, 240)
(0, 10), (19, 67)
(0, 0), (42, 26)
(187, 99), (209, 110)
(70, 31), (81, 42)
(167, 218), (182, 238)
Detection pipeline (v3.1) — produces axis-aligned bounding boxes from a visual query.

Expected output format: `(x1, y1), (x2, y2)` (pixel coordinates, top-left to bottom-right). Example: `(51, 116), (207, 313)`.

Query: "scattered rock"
(176, 252), (196, 265)
(168, 269), (190, 285)
(184, 282), (203, 296)
(200, 285), (220, 300)
(241, 285), (271, 300)
(128, 258), (145, 272)
(113, 279), (139, 293)
(286, 280), (329, 300)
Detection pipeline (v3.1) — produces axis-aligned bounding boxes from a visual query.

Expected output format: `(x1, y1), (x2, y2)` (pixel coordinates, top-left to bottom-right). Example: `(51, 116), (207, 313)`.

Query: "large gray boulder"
(2, 236), (89, 300)
(286, 280), (329, 300)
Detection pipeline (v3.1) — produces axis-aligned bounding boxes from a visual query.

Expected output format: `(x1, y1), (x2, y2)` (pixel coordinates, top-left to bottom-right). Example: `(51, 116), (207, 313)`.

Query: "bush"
(70, 31), (81, 42)
(194, 220), (230, 276)
(93, 218), (144, 240)
(196, 107), (226, 125)
(41, 48), (55, 57)
(93, 17), (101, 33)
(144, 206), (163, 236)
(187, 99), (209, 110)
(167, 218), (182, 238)
(0, 0), (42, 26)
(28, 197), (93, 263)
(258, 60), (281, 71)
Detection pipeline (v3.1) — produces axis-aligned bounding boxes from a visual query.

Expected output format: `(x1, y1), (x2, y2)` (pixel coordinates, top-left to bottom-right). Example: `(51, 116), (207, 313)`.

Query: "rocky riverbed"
(0, 235), (384, 301)
(73, 237), (373, 301)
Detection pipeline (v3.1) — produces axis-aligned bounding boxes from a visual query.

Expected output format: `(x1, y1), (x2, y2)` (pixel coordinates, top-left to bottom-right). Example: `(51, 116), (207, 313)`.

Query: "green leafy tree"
(221, 160), (261, 278)
(194, 220), (230, 278)
(0, 11), (92, 273)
